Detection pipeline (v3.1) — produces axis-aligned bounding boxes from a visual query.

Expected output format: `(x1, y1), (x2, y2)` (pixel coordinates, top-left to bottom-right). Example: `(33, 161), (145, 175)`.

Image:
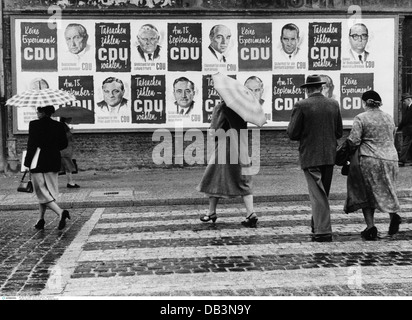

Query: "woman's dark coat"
(24, 117), (68, 173)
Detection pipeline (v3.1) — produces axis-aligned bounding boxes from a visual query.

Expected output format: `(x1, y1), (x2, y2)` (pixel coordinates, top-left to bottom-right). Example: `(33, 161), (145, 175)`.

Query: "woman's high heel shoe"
(200, 213), (217, 223)
(388, 213), (402, 236)
(241, 213), (258, 228)
(361, 226), (378, 241)
(34, 219), (45, 230)
(58, 210), (71, 230)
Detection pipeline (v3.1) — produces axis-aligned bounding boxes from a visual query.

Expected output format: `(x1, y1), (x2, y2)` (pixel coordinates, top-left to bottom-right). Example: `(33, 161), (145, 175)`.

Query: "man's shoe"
(67, 183), (80, 188)
(311, 234), (333, 242)
(399, 162), (405, 167)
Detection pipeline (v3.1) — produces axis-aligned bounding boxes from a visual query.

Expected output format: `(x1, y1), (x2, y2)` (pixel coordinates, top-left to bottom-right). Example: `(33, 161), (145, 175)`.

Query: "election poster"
(20, 22), (58, 72)
(95, 22), (131, 72)
(272, 21), (308, 71)
(202, 21), (238, 74)
(340, 73), (374, 120)
(131, 21), (167, 73)
(131, 74), (166, 124)
(166, 73), (203, 127)
(11, 17), (396, 132)
(58, 21), (96, 73)
(308, 22), (342, 71)
(272, 74), (306, 122)
(57, 75), (95, 124)
(93, 73), (132, 127)
(238, 23), (272, 71)
(201, 74), (237, 124)
(202, 74), (221, 124)
(14, 73), (58, 130)
(168, 23), (202, 72)
(237, 73), (273, 125)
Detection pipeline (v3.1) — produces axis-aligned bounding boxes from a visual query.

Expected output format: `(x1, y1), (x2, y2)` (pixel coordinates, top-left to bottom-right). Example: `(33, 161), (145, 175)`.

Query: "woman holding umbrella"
(197, 73), (266, 227)
(7, 87), (77, 231)
(24, 106), (71, 230)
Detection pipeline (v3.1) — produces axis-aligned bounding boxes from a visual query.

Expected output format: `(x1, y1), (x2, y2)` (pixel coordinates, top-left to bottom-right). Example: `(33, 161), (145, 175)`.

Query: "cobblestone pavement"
(0, 208), (95, 296)
(2, 198), (412, 298)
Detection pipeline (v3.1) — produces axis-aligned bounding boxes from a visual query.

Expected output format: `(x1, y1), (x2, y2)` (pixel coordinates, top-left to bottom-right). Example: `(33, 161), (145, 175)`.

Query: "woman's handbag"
(341, 162), (350, 176)
(17, 170), (33, 193)
(336, 140), (351, 166)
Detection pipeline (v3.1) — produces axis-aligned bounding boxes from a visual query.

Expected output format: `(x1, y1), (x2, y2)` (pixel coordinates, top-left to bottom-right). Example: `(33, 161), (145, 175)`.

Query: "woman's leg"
(362, 207), (375, 229)
(66, 171), (75, 185)
(242, 194), (255, 218)
(45, 201), (70, 230)
(241, 194), (257, 227)
(200, 197), (219, 222)
(44, 201), (64, 217)
(38, 203), (47, 220)
(208, 196), (219, 214)
(388, 212), (402, 235)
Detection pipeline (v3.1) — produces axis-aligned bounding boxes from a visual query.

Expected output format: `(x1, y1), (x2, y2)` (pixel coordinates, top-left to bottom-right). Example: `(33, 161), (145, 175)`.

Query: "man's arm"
(336, 103), (343, 139)
(287, 104), (303, 141)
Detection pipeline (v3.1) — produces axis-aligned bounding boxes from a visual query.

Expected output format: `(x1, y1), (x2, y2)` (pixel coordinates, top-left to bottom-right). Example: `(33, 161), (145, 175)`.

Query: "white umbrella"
(5, 89), (76, 108)
(212, 72), (266, 127)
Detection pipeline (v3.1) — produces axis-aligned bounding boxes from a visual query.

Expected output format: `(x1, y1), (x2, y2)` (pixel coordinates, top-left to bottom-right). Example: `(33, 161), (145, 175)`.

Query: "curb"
(1, 191), (411, 211)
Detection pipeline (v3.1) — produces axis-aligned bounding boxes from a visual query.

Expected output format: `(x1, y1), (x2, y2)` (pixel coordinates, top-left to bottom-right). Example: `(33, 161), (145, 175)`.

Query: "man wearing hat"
(398, 93), (412, 166)
(287, 75), (343, 242)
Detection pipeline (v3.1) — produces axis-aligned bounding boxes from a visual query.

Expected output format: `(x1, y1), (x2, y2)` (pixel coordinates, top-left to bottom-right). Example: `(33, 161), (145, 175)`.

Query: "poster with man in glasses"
(347, 23), (370, 63)
(342, 22), (376, 69)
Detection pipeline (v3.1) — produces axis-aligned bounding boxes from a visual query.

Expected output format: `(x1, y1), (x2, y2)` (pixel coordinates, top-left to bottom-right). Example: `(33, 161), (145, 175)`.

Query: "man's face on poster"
(321, 76), (334, 98)
(349, 24), (369, 54)
(102, 81), (124, 107)
(65, 26), (88, 54)
(245, 79), (264, 102)
(174, 80), (195, 109)
(210, 25), (231, 54)
(137, 27), (160, 54)
(281, 28), (299, 55)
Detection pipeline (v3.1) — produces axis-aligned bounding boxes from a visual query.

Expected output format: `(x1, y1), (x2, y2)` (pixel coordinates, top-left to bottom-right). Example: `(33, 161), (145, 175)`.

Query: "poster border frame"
(10, 14), (399, 134)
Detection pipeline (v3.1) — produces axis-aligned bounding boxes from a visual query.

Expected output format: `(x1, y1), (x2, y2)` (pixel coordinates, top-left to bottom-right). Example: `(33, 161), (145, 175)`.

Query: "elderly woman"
(24, 106), (71, 231)
(344, 90), (401, 240)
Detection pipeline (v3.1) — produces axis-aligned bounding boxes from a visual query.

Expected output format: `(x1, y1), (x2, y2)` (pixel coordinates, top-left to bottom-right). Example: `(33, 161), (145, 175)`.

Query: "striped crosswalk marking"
(42, 201), (412, 296)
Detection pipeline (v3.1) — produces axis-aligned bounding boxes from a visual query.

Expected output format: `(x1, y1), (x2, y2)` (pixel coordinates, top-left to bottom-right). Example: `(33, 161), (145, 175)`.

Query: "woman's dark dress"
(197, 103), (252, 198)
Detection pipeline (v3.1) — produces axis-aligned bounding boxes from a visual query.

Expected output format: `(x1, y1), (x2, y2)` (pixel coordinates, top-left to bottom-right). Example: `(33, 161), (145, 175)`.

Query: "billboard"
(12, 16), (396, 132)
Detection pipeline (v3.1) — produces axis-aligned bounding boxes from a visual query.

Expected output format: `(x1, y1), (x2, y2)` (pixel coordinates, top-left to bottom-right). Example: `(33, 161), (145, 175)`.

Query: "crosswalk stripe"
(87, 222), (412, 243)
(43, 201), (412, 297)
(61, 265), (412, 296)
(77, 239), (412, 262)
(94, 214), (412, 229)
(100, 203), (412, 219)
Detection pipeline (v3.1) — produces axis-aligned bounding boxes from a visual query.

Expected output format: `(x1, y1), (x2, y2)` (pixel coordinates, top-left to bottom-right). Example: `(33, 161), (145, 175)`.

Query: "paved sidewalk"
(1, 165), (412, 210)
(1, 165), (411, 298)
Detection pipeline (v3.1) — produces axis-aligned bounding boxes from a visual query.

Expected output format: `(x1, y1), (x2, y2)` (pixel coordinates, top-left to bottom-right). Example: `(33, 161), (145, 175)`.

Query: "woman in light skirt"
(24, 106), (71, 230)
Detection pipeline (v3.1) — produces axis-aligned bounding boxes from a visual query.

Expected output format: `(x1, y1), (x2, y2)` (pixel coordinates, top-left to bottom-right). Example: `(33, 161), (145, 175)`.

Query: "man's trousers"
(303, 165), (334, 235)
(399, 135), (412, 163)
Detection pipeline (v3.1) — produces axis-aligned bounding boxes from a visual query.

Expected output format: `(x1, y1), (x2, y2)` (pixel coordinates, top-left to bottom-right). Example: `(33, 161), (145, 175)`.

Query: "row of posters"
(13, 17), (396, 131)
